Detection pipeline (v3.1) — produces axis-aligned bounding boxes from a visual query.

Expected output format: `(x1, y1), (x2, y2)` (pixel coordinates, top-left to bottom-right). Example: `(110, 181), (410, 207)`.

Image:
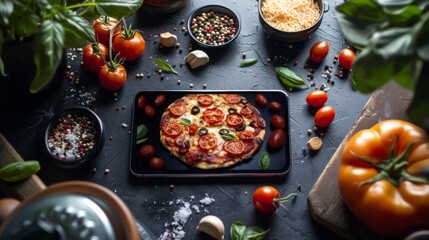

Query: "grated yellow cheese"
(261, 0), (320, 32)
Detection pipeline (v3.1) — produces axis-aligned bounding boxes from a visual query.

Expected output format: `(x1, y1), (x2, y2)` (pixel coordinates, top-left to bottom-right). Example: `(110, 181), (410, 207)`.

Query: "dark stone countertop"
(0, 0), (371, 239)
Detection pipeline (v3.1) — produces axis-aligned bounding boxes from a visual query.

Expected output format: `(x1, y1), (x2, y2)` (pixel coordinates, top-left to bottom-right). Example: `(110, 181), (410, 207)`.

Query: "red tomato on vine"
(92, 16), (122, 46)
(82, 43), (108, 74)
(113, 24), (146, 61)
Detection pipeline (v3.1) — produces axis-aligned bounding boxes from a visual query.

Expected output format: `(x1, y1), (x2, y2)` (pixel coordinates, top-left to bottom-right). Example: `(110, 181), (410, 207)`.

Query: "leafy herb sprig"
(154, 58), (178, 74)
(239, 58), (258, 67)
(0, 161), (41, 182)
(334, 0), (429, 131)
(230, 221), (271, 240)
(136, 124), (148, 145)
(259, 152), (270, 170)
(275, 67), (306, 88)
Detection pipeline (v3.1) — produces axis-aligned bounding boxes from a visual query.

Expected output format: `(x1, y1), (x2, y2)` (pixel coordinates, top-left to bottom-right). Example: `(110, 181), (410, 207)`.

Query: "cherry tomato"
(197, 95), (213, 106)
(225, 94), (242, 104)
(92, 16), (121, 46)
(306, 90), (328, 107)
(169, 104), (186, 117)
(339, 48), (356, 70)
(149, 157), (164, 169)
(144, 105), (155, 118)
(268, 129), (286, 149)
(137, 96), (146, 111)
(255, 94), (268, 106)
(140, 145), (155, 158)
(82, 43), (108, 74)
(199, 135), (217, 150)
(113, 31), (146, 61)
(98, 64), (127, 91)
(163, 122), (183, 137)
(239, 130), (254, 142)
(269, 101), (281, 111)
(154, 94), (166, 106)
(226, 113), (244, 128)
(315, 106), (335, 127)
(271, 114), (285, 130)
(252, 186), (281, 213)
(203, 108), (224, 125)
(223, 140), (245, 156)
(240, 106), (253, 117)
(189, 123), (198, 136)
(310, 41), (329, 62)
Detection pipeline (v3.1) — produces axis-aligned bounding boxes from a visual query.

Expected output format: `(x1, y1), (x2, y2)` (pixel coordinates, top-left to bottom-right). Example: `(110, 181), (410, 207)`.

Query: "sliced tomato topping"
(223, 140), (245, 156)
(203, 108), (224, 125)
(197, 95), (213, 107)
(188, 123), (198, 136)
(240, 106), (253, 117)
(169, 104), (186, 117)
(239, 130), (254, 142)
(163, 122), (183, 138)
(225, 94), (242, 104)
(199, 135), (218, 150)
(226, 113), (244, 128)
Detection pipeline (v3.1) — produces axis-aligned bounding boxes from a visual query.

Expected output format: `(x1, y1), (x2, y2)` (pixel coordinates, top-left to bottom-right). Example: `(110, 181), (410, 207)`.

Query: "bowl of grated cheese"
(43, 107), (105, 169)
(258, 0), (327, 42)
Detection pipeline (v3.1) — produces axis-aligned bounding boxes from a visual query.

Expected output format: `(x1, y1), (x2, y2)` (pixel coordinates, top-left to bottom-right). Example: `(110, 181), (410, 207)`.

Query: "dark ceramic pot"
(142, 0), (189, 13)
(258, 0), (329, 42)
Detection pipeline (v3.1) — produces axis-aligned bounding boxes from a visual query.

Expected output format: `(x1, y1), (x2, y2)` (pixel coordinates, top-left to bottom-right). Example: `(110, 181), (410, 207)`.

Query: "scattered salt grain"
(200, 194), (215, 205)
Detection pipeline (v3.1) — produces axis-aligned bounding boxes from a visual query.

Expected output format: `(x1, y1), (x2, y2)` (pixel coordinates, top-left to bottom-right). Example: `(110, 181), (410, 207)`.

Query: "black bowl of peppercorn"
(43, 107), (105, 169)
(187, 5), (241, 48)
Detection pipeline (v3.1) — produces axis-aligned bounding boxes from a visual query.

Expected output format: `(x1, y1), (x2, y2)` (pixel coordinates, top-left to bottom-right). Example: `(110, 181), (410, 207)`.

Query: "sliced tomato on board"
(223, 140), (245, 156)
(169, 104), (186, 117)
(226, 113), (244, 128)
(197, 95), (213, 107)
(203, 108), (224, 125)
(163, 122), (183, 138)
(199, 135), (218, 150)
(240, 106), (253, 117)
(225, 94), (242, 104)
(189, 124), (198, 136)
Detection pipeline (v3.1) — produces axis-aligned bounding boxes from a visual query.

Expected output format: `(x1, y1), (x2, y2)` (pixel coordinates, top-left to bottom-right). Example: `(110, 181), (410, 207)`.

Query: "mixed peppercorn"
(48, 113), (97, 160)
(190, 11), (237, 46)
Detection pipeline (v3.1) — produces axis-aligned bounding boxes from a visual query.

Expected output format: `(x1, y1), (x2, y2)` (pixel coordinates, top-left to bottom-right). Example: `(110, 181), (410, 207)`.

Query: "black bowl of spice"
(43, 107), (105, 169)
(187, 5), (241, 48)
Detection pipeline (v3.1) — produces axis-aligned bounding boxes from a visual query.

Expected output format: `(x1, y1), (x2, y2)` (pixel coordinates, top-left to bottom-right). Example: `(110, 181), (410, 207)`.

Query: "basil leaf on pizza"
(180, 118), (192, 126)
(221, 133), (237, 141)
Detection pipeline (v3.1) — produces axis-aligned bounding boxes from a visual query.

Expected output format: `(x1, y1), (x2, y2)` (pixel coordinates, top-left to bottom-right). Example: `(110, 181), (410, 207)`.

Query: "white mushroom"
(160, 32), (177, 47)
(196, 215), (225, 240)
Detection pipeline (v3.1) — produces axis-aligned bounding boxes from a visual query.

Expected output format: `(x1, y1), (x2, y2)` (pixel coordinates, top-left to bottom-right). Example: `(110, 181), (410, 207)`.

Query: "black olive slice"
(235, 123), (246, 131)
(191, 106), (200, 115)
(219, 129), (230, 135)
(228, 108), (237, 114)
(199, 128), (208, 136)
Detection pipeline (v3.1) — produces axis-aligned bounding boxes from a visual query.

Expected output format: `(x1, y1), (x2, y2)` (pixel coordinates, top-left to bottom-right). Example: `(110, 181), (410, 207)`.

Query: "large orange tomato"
(338, 120), (429, 237)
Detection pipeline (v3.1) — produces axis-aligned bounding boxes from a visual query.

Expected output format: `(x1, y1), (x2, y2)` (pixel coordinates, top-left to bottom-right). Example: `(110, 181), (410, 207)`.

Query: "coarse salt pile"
(158, 194), (215, 240)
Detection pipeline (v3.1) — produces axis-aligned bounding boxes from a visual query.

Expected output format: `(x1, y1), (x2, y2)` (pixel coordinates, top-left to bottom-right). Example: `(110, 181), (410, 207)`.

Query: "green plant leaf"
(275, 67), (306, 88)
(351, 48), (393, 94)
(78, 0), (143, 20)
(63, 31), (87, 48)
(180, 118), (192, 126)
(384, 5), (421, 26)
(30, 20), (65, 94)
(136, 138), (148, 145)
(0, 161), (41, 182)
(416, 12), (429, 61)
(221, 133), (236, 141)
(408, 62), (429, 132)
(9, 12), (39, 38)
(352, 79), (359, 91)
(55, 9), (95, 46)
(137, 124), (148, 139)
(154, 58), (178, 74)
(0, 0), (13, 25)
(392, 58), (421, 90)
(259, 152), (270, 170)
(245, 226), (271, 240)
(239, 58), (258, 67)
(230, 221), (246, 240)
(336, 0), (385, 22)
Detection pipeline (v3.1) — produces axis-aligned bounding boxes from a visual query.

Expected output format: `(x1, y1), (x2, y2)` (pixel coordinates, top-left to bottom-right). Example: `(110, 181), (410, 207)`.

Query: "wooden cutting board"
(307, 81), (414, 240)
(0, 133), (46, 200)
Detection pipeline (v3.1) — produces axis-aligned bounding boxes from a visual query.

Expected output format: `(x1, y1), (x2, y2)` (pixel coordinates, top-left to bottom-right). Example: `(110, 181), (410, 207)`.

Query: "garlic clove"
(197, 215), (224, 240)
(160, 32), (177, 47)
(185, 50), (209, 69)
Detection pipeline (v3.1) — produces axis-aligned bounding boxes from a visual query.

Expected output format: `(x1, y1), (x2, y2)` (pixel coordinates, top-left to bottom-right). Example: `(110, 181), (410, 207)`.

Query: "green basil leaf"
(221, 133), (236, 141)
(384, 5), (421, 26)
(335, 0), (385, 21)
(136, 138), (148, 145)
(259, 152), (270, 170)
(31, 20), (64, 94)
(8, 12), (39, 38)
(154, 58), (178, 74)
(0, 161), (41, 182)
(376, 0), (413, 8)
(137, 124), (148, 139)
(245, 226), (271, 240)
(408, 61), (429, 132)
(239, 58), (258, 67)
(275, 67), (306, 88)
(230, 221), (246, 240)
(416, 12), (429, 61)
(180, 118), (192, 126)
(78, 0), (143, 21)
(55, 9), (95, 46)
(352, 79), (359, 91)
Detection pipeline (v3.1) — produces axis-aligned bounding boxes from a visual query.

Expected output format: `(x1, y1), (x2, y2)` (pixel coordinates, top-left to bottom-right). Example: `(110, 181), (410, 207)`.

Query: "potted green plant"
(0, 0), (143, 93)
(333, 0), (429, 131)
